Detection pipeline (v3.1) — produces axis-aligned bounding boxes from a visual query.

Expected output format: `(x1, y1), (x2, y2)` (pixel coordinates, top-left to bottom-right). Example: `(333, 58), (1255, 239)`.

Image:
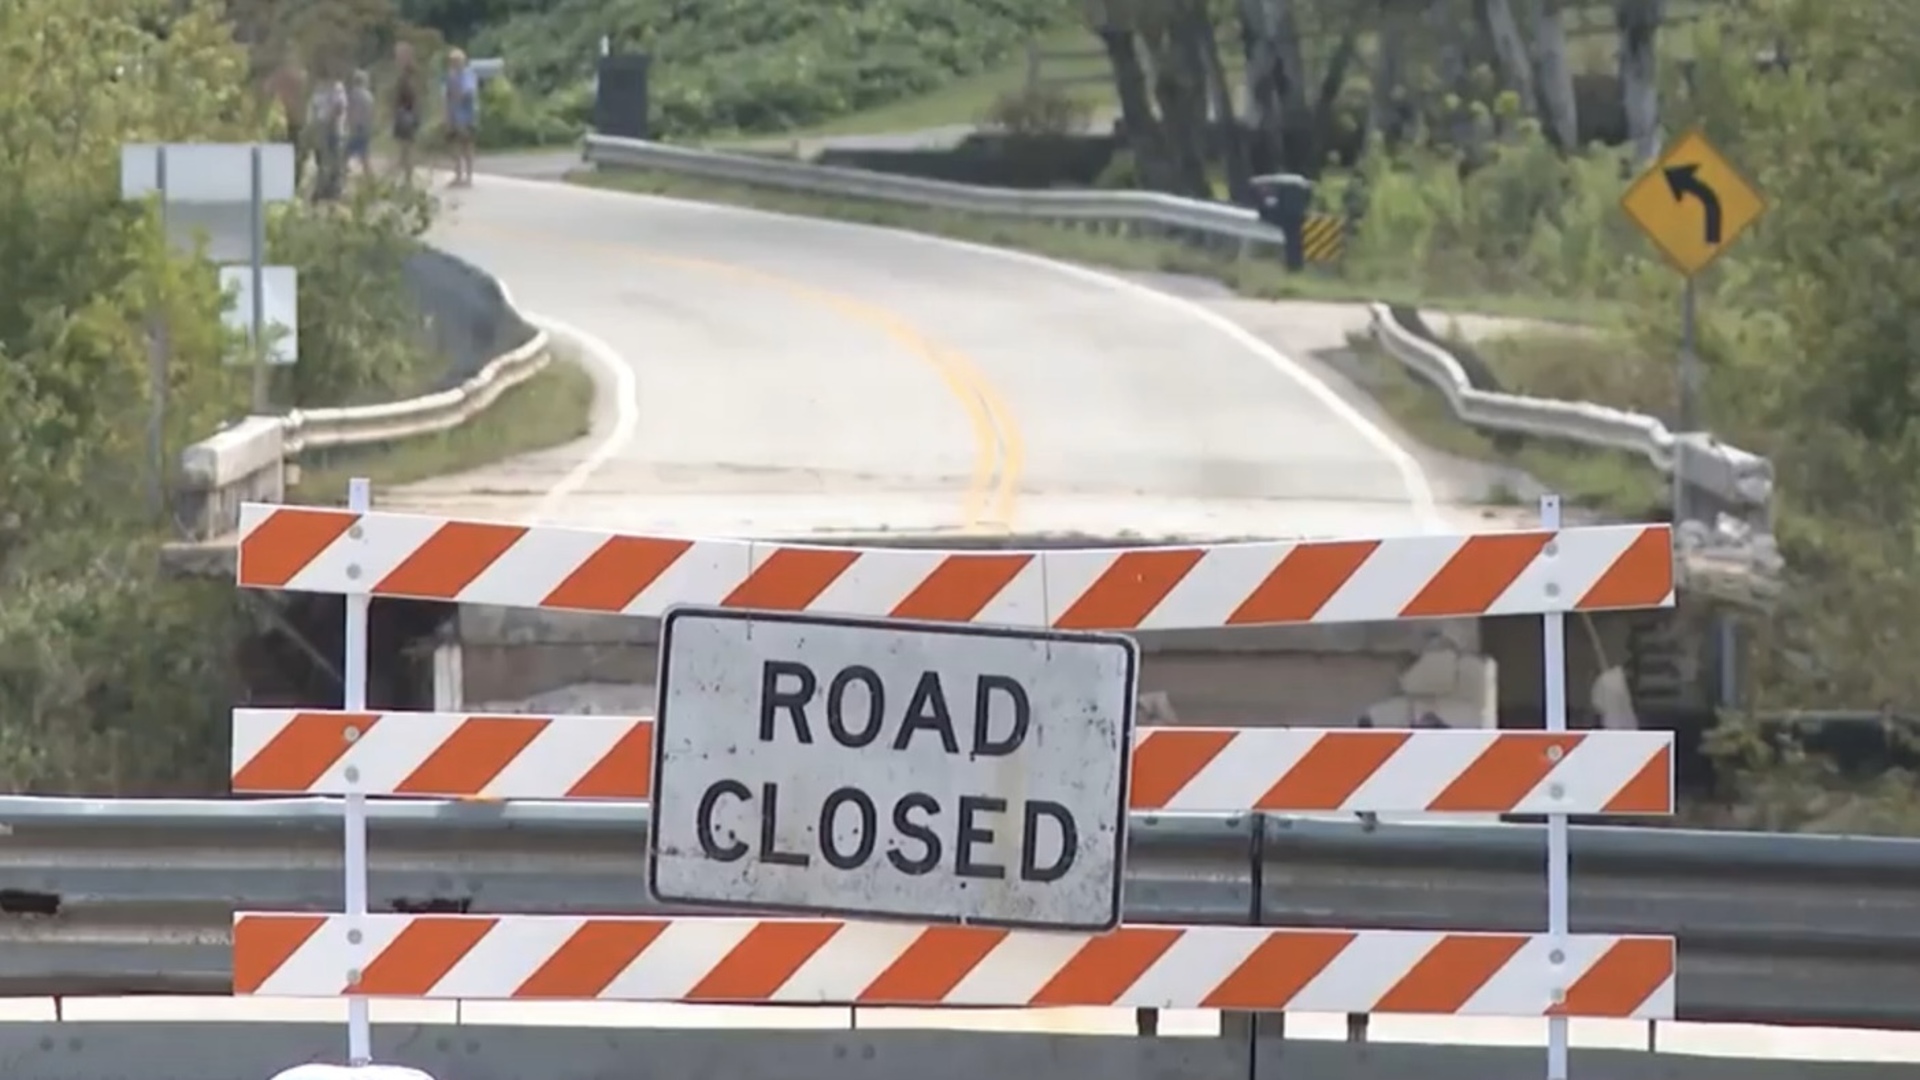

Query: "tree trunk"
(1237, 0), (1312, 172)
(1097, 28), (1181, 192)
(1477, 0), (1536, 125)
(1310, 15), (1362, 169)
(1368, 5), (1412, 149)
(1616, 0), (1663, 163)
(1531, 0), (1581, 150)
(1144, 21), (1213, 196)
(1237, 0), (1286, 173)
(1190, 1), (1252, 199)
(1428, 0), (1478, 151)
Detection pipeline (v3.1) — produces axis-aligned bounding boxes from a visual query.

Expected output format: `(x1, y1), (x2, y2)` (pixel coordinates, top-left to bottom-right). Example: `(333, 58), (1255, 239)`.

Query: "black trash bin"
(1249, 172), (1314, 271)
(594, 53), (652, 140)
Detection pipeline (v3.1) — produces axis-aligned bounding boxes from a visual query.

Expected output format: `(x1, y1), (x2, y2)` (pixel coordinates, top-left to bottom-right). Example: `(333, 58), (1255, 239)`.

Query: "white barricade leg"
(343, 477), (374, 1065)
(1542, 493), (1571, 1080)
(270, 1066), (438, 1080)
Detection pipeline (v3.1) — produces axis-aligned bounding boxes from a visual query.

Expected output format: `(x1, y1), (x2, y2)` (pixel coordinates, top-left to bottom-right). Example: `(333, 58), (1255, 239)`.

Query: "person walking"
(267, 59), (307, 187)
(346, 70), (377, 179)
(390, 43), (421, 183)
(442, 48), (479, 187)
(307, 74), (347, 201)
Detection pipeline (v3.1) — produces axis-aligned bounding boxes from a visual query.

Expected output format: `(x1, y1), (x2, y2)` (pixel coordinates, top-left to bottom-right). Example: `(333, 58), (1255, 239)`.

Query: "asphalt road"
(396, 169), (1483, 541)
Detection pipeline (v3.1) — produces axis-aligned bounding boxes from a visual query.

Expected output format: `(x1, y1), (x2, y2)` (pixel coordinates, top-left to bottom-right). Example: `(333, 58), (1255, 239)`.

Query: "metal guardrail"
(580, 134), (1784, 597)
(5, 796), (1919, 1028)
(1367, 303), (1782, 602)
(170, 250), (552, 543)
(582, 134), (1286, 252)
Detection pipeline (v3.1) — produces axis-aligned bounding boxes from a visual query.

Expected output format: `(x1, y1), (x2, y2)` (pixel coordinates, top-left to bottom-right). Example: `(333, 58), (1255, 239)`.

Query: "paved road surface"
(403, 170), (1486, 540)
(6, 995), (1916, 1070)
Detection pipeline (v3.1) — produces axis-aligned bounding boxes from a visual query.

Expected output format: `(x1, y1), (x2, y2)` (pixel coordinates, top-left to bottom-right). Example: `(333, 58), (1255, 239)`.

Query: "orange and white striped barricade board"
(231, 710), (1674, 815)
(229, 491), (1677, 1080)
(233, 503), (1672, 621)
(233, 914), (1673, 1017)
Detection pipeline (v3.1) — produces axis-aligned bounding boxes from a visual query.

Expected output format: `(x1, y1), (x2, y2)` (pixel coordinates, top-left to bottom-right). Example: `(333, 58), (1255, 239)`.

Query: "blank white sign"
(648, 606), (1139, 931)
(220, 266), (299, 366)
(120, 143), (296, 203)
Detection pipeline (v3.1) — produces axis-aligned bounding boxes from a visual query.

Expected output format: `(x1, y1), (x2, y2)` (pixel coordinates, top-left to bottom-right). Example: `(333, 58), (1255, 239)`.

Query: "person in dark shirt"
(391, 42), (421, 183)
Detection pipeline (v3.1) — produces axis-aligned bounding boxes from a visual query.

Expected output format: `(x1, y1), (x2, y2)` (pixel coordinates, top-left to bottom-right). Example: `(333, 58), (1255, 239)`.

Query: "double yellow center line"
(473, 219), (1023, 532)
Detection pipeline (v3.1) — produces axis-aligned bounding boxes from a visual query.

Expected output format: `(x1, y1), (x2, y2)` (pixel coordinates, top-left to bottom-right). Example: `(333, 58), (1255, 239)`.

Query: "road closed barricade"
(228, 486), (1678, 1079)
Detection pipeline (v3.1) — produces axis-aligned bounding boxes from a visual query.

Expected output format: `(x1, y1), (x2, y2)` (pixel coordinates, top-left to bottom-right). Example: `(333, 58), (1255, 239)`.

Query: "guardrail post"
(1229, 815), (1281, 1067)
(343, 476), (374, 1065)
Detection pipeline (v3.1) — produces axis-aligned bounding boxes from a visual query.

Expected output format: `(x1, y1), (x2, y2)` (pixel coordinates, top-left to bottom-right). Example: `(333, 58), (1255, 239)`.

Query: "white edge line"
(475, 170), (1443, 533)
(523, 312), (639, 522)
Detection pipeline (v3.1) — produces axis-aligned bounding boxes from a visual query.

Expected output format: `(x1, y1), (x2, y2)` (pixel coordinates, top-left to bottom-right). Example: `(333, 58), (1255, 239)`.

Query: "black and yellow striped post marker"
(1301, 213), (1346, 265)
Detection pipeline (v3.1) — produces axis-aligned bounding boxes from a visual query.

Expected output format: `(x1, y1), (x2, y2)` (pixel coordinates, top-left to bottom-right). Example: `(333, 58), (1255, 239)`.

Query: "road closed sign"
(647, 606), (1139, 931)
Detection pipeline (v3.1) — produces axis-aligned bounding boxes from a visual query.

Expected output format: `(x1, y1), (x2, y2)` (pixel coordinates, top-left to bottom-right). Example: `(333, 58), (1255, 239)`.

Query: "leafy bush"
(474, 74), (578, 149)
(1335, 123), (1648, 304)
(979, 84), (1091, 137)
(269, 178), (442, 405)
(0, 533), (240, 795)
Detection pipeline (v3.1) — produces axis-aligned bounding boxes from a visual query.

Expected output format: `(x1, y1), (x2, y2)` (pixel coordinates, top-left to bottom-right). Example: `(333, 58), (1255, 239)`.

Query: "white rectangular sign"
(120, 143), (296, 203)
(220, 265), (299, 365)
(648, 606), (1139, 931)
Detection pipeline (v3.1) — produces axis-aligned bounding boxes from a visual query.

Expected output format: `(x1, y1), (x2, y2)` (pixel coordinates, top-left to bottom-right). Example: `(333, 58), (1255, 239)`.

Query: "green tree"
(0, 0), (448, 794)
(272, 179), (439, 406)
(1624, 0), (1920, 830)
(0, 0), (258, 549)
(1654, 0), (1920, 713)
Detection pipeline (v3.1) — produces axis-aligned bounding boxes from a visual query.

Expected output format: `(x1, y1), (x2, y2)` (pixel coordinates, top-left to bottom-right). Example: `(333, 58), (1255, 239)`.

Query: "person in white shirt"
(306, 75), (348, 200)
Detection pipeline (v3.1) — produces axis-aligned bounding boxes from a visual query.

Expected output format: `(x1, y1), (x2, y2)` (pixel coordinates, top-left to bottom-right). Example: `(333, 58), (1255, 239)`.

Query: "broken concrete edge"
(466, 633), (1509, 733)
(180, 417), (287, 490)
(449, 605), (1480, 655)
(483, 635), (1532, 732)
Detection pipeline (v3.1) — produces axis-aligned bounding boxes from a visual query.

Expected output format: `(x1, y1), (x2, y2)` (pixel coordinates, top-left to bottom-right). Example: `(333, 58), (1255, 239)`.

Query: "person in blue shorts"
(443, 48), (479, 187)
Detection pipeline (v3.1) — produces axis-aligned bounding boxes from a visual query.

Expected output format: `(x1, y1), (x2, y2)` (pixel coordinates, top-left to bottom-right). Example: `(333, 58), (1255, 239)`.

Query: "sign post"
(120, 142), (300, 409)
(1620, 127), (1767, 525)
(646, 607), (1139, 931)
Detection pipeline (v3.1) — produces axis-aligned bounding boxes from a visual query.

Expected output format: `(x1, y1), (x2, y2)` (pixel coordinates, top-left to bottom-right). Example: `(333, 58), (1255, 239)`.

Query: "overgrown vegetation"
(393, 0), (1077, 146)
(1339, 0), (1920, 807)
(1142, 0), (1920, 832)
(0, 0), (544, 793)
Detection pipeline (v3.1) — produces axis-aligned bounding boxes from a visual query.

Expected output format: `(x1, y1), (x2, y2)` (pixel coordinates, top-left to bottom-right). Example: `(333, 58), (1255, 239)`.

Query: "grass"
(569, 165), (1614, 322)
(290, 349), (596, 503)
(1471, 329), (1679, 422)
